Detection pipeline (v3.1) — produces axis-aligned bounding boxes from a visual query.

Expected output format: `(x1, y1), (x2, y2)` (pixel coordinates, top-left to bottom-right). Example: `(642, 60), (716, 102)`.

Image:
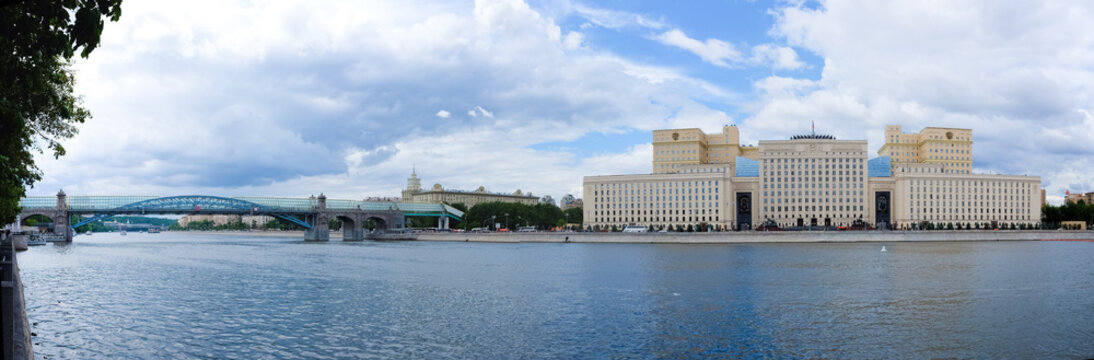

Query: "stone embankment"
(396, 230), (1094, 244)
(2, 235), (34, 360)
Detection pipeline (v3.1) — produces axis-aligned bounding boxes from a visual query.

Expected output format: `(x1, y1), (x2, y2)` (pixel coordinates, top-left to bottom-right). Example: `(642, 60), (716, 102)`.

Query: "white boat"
(85, 231), (92, 235)
(120, 229), (127, 236)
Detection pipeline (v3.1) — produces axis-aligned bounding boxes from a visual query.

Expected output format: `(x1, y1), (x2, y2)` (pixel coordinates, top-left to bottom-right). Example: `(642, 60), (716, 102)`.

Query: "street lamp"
(491, 215), (497, 230)
(505, 213), (509, 230)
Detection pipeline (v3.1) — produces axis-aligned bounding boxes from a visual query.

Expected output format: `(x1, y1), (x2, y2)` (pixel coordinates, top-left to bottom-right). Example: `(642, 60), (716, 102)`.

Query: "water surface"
(19, 233), (1094, 359)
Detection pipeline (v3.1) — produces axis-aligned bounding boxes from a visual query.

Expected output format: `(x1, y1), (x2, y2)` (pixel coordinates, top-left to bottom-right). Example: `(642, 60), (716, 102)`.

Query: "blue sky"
(27, 0), (1094, 204)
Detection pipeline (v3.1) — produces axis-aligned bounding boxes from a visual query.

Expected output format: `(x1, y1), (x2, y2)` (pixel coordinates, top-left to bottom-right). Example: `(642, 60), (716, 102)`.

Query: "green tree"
(563, 207), (582, 225)
(1, 0), (124, 224)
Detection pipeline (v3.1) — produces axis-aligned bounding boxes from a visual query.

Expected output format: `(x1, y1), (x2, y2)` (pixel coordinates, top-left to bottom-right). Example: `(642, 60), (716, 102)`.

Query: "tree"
(563, 207), (582, 225)
(1, 0), (124, 224)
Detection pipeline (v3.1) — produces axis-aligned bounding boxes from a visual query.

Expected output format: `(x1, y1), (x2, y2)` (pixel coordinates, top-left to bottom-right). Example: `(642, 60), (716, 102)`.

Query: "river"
(18, 232), (1094, 359)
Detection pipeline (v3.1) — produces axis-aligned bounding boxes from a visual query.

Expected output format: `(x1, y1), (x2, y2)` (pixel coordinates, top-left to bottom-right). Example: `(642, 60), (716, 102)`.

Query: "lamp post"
(491, 215), (497, 230)
(505, 213), (509, 230)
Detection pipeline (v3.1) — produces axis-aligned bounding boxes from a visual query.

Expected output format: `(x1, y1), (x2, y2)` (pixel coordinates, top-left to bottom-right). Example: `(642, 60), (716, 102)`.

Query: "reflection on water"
(18, 233), (1094, 359)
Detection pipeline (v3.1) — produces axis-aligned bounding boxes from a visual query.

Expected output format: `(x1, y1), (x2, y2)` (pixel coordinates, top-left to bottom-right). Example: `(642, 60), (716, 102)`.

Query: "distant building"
(562, 198), (583, 210)
(540, 195), (556, 207)
(401, 169), (539, 208)
(178, 214), (274, 227)
(652, 125), (756, 174)
(560, 194), (575, 208)
(879, 125), (972, 174)
(584, 124), (1040, 230)
(1065, 190), (1094, 205)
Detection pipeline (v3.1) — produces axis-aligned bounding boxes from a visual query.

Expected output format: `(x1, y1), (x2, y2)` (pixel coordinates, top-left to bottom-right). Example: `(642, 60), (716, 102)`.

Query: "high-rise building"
(879, 125), (973, 174)
(401, 170), (539, 208)
(651, 125), (757, 174)
(583, 125), (1040, 230)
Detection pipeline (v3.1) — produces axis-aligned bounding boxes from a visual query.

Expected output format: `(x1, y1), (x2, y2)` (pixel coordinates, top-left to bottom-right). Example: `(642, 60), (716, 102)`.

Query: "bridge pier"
(343, 226), (365, 241)
(304, 214), (330, 241)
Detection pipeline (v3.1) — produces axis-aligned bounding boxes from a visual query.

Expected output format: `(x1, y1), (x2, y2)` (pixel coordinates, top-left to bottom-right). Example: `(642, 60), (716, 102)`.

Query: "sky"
(26, 0), (1094, 205)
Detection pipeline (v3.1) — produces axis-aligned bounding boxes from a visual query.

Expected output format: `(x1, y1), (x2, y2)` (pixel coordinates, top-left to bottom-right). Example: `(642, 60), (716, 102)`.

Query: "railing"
(18, 196), (463, 218)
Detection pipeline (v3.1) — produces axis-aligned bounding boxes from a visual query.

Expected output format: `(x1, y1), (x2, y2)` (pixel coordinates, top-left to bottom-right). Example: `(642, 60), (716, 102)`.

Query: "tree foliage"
(1042, 201), (1094, 228)
(462, 201), (568, 230)
(1, 0), (124, 224)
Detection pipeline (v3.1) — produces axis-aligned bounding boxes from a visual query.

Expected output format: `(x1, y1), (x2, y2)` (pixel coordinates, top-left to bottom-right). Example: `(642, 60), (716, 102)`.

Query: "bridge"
(9, 191), (463, 242)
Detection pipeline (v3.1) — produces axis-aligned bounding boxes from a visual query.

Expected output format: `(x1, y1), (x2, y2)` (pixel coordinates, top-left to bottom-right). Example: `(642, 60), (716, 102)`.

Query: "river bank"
(402, 230), (1094, 244)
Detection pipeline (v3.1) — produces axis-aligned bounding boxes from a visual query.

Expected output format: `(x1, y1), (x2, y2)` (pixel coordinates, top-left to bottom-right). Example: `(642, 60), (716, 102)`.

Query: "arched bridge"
(12, 191), (462, 242)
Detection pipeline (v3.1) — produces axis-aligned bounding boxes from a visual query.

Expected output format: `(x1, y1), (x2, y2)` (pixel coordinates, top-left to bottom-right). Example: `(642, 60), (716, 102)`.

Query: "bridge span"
(9, 191), (462, 242)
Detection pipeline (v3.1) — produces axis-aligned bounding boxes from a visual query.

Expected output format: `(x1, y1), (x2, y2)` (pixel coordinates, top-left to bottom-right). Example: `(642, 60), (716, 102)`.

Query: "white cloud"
(655, 29), (742, 67)
(29, 0), (737, 203)
(654, 28), (805, 70)
(750, 44), (805, 70)
(756, 0), (1094, 203)
(469, 105), (494, 118)
(571, 4), (664, 30)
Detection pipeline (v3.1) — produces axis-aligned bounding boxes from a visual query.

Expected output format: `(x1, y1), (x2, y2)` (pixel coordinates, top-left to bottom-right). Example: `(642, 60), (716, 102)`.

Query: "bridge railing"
(235, 197), (316, 211)
(69, 196), (159, 210)
(20, 195), (463, 218)
(16, 197), (56, 209)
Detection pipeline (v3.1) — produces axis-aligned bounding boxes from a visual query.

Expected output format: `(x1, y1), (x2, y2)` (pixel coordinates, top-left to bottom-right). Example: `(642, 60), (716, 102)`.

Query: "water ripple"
(16, 234), (1094, 358)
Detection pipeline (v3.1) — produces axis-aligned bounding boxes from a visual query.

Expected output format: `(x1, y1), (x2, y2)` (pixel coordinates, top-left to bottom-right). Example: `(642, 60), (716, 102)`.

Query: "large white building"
(584, 126), (1041, 230)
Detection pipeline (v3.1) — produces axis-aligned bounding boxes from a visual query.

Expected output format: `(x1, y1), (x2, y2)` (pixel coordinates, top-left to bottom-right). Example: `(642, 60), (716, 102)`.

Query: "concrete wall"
(412, 230), (1094, 244)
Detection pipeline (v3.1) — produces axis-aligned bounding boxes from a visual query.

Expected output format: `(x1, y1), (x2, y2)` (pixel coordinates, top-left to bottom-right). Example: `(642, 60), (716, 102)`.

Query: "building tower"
(402, 167), (421, 200)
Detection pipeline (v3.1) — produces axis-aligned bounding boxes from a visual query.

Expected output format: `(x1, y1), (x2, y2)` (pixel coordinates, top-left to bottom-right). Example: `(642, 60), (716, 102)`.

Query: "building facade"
(178, 214), (275, 227)
(401, 170), (540, 207)
(652, 125), (757, 174)
(879, 125), (973, 174)
(584, 125), (1041, 230)
(1065, 190), (1094, 204)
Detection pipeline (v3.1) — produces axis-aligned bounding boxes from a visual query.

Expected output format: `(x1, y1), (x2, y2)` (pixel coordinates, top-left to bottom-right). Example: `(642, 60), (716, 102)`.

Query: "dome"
(432, 183), (444, 191)
(476, 186), (486, 193)
(514, 189), (523, 196)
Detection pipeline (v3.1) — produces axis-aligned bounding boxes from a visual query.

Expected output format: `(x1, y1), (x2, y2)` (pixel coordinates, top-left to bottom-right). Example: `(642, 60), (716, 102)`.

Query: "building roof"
(868, 156), (892, 177)
(735, 157), (759, 177)
(789, 134), (836, 140)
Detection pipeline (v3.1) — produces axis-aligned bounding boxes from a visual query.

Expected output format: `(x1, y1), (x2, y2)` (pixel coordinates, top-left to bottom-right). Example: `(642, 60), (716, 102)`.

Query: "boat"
(27, 236), (47, 246)
(85, 230), (92, 235)
(148, 228), (160, 234)
(120, 229), (127, 236)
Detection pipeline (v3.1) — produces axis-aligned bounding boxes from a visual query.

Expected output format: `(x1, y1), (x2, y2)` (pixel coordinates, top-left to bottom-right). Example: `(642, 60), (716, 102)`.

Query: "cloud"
(571, 4), (664, 30)
(750, 44), (805, 70)
(654, 28), (804, 70)
(469, 106), (494, 118)
(29, 0), (737, 202)
(655, 29), (743, 67)
(756, 0), (1094, 202)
